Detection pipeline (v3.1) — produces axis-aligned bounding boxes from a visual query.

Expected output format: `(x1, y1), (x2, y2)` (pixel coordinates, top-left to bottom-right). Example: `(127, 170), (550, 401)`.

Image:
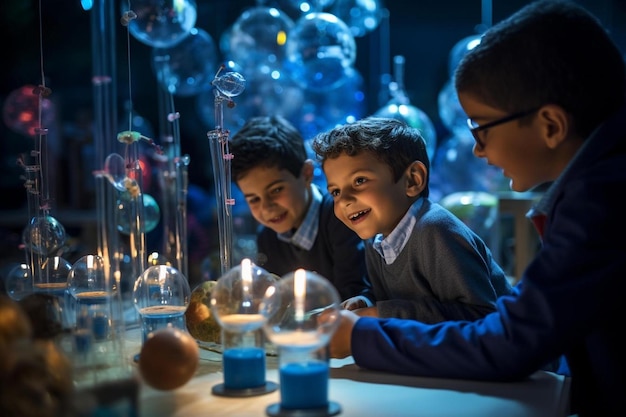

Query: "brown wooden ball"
(138, 327), (199, 391)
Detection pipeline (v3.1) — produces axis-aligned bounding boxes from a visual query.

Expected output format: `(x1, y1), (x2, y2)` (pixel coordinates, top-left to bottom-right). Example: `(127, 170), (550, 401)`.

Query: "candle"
(294, 269), (306, 322)
(279, 360), (329, 409)
(223, 346), (266, 390)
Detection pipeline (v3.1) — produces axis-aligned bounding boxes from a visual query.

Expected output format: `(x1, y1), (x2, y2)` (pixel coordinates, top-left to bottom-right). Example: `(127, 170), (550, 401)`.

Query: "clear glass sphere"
(228, 6), (295, 74)
(210, 259), (278, 333)
(375, 102), (437, 162)
(448, 34), (482, 77)
(261, 269), (341, 351)
(132, 265), (191, 315)
(330, 0), (384, 38)
(123, 0), (197, 49)
(286, 12), (356, 93)
(152, 27), (218, 97)
(116, 192), (161, 235)
(4, 263), (32, 301)
(22, 215), (67, 257)
(67, 255), (111, 302)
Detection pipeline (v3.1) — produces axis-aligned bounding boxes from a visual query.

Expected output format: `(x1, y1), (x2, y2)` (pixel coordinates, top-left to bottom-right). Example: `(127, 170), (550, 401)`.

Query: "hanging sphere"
(375, 102), (437, 162)
(22, 215), (67, 257)
(297, 66), (366, 140)
(429, 132), (509, 202)
(4, 264), (33, 301)
(103, 153), (128, 192)
(439, 191), (499, 243)
(152, 27), (218, 97)
(2, 85), (55, 137)
(448, 34), (482, 77)
(116, 192), (161, 235)
(438, 79), (469, 138)
(330, 0), (384, 38)
(227, 6), (294, 74)
(285, 12), (357, 93)
(123, 0), (197, 49)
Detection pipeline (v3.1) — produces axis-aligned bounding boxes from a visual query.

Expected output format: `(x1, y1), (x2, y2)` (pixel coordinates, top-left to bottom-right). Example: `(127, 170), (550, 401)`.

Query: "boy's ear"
(405, 161), (427, 197)
(301, 159), (315, 184)
(538, 104), (571, 149)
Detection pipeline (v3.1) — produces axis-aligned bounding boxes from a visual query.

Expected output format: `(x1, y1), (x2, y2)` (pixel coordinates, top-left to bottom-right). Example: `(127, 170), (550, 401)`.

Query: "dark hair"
(229, 115), (307, 182)
(311, 116), (430, 197)
(454, 0), (626, 139)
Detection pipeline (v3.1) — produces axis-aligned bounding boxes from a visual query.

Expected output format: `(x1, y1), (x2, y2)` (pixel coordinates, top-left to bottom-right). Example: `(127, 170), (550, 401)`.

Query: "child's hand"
(329, 310), (360, 359)
(341, 297), (368, 311)
(354, 306), (378, 318)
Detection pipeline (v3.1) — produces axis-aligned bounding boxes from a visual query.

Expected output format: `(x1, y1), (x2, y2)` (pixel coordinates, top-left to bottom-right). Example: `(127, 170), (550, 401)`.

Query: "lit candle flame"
(242, 258), (252, 310)
(294, 269), (306, 322)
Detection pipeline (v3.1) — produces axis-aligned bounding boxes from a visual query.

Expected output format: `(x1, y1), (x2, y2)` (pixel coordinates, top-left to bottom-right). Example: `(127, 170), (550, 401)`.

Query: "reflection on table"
(126, 328), (571, 417)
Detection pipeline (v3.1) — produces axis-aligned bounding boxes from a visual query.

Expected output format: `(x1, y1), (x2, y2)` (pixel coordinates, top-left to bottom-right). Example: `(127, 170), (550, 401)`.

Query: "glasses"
(466, 108), (540, 149)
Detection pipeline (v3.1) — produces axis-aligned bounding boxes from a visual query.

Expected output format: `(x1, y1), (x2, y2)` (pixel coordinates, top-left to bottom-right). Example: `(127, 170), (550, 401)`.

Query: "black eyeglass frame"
(466, 107), (540, 149)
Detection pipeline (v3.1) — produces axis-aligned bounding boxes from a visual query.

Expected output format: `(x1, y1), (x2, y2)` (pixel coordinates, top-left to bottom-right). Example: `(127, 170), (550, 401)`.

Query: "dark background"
(0, 0), (625, 273)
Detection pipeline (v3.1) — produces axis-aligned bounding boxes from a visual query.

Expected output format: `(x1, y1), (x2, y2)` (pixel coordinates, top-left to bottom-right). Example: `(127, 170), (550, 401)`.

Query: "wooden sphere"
(138, 327), (199, 391)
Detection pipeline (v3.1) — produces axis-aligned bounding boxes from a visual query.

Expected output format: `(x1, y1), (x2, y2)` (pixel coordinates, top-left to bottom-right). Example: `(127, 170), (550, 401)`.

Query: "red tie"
(531, 214), (547, 238)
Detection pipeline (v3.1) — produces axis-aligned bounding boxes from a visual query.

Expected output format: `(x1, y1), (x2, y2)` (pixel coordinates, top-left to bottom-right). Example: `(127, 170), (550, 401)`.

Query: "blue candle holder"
(210, 259), (278, 397)
(261, 269), (342, 417)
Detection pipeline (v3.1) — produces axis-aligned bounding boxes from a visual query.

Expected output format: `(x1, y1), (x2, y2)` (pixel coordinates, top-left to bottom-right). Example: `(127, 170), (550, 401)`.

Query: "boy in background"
(312, 116), (512, 322)
(229, 115), (373, 309)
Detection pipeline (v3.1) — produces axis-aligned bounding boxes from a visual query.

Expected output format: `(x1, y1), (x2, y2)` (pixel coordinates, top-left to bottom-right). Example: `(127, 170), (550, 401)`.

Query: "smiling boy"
(229, 115), (373, 308)
(312, 116), (512, 322)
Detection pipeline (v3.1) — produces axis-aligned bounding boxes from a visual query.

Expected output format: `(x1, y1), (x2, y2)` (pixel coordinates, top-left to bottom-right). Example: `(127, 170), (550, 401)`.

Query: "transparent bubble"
(439, 191), (499, 243)
(67, 254), (112, 299)
(123, 0), (197, 49)
(285, 12), (356, 93)
(2, 85), (56, 137)
(213, 71), (246, 98)
(438, 79), (469, 137)
(22, 215), (67, 257)
(210, 259), (277, 332)
(116, 192), (161, 235)
(37, 256), (74, 327)
(448, 34), (482, 77)
(5, 263), (32, 301)
(132, 264), (191, 341)
(429, 132), (509, 203)
(152, 27), (218, 97)
(330, 0), (383, 38)
(103, 153), (128, 192)
(297, 66), (366, 140)
(227, 6), (294, 74)
(260, 269), (341, 350)
(375, 102), (437, 163)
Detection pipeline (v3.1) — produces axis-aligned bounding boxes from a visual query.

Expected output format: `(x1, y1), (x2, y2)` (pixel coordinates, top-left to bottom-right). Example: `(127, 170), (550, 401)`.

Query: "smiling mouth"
(268, 212), (287, 224)
(348, 209), (370, 222)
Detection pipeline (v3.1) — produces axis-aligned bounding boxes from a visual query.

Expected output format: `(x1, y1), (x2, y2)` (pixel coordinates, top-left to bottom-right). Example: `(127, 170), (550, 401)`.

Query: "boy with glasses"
(327, 1), (626, 416)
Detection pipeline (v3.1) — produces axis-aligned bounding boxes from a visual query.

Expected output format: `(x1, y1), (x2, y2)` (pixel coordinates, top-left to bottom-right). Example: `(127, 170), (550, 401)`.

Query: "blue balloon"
(123, 0), (197, 49)
(152, 28), (218, 96)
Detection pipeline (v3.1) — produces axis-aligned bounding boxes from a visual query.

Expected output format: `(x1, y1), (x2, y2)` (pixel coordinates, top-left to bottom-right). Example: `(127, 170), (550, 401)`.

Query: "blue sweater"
(350, 105), (626, 416)
(255, 192), (373, 302)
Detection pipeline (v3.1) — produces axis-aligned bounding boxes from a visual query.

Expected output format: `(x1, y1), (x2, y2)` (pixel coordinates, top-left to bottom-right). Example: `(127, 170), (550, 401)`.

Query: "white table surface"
(133, 335), (571, 417)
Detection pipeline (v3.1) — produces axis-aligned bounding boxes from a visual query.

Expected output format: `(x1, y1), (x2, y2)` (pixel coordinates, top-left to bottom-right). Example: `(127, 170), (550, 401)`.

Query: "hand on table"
(328, 309), (360, 359)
